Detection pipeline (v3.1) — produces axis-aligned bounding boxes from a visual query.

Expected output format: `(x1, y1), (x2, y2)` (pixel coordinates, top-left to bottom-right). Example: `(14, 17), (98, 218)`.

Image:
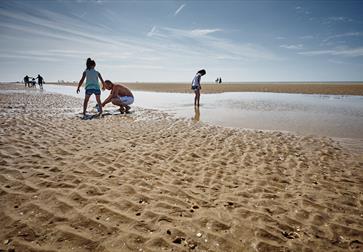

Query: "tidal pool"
(44, 84), (363, 139)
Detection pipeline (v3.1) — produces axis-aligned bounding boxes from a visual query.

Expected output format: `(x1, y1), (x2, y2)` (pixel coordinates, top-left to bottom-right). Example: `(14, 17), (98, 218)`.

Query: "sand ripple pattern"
(0, 89), (362, 252)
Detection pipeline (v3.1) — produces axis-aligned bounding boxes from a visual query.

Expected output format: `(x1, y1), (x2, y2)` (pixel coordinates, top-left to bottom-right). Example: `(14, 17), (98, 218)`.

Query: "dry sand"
(1, 84), (363, 252)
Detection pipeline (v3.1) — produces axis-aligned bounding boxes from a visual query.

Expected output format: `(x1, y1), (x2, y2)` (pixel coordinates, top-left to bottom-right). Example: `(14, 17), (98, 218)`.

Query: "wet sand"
(46, 82), (363, 95)
(1, 84), (363, 252)
(124, 82), (363, 95)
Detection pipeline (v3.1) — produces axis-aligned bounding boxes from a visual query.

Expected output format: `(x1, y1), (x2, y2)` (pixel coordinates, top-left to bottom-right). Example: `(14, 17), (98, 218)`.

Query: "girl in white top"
(76, 58), (105, 117)
(191, 69), (206, 107)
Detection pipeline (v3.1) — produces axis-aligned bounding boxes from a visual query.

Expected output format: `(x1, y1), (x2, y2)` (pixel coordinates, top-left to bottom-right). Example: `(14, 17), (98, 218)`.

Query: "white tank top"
(192, 73), (201, 87)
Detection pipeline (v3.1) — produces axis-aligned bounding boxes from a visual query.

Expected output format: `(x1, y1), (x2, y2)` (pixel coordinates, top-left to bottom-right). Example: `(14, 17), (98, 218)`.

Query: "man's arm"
(101, 94), (113, 107)
(76, 72), (86, 93)
(101, 87), (116, 107)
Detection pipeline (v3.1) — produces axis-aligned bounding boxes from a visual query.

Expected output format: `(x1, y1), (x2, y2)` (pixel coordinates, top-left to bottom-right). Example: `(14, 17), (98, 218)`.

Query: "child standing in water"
(76, 58), (105, 117)
(191, 69), (206, 107)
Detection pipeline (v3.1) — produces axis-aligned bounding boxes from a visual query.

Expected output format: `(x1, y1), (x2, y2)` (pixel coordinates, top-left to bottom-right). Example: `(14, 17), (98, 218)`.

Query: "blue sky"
(0, 0), (363, 82)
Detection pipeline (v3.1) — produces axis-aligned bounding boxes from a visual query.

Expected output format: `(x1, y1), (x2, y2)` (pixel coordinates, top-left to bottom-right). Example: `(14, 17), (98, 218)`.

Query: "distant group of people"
(24, 74), (44, 88)
(76, 58), (207, 118)
(215, 77), (222, 84)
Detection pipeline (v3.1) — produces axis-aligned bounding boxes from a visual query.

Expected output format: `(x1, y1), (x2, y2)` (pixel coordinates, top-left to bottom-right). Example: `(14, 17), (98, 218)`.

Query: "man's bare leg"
(111, 98), (126, 114)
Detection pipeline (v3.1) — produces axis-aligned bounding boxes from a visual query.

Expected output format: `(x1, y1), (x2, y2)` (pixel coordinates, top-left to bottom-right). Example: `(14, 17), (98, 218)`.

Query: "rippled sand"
(0, 84), (362, 251)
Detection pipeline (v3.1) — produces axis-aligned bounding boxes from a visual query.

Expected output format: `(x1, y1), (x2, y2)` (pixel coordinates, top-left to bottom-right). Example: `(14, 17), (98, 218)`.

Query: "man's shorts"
(118, 96), (134, 105)
(85, 88), (101, 95)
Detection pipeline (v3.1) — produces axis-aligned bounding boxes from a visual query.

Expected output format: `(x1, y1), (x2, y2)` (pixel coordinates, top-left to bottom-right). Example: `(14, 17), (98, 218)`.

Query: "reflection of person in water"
(193, 106), (200, 122)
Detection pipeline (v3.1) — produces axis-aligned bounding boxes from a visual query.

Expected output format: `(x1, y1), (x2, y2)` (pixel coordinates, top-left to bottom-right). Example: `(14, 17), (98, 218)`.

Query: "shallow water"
(18, 85), (363, 139)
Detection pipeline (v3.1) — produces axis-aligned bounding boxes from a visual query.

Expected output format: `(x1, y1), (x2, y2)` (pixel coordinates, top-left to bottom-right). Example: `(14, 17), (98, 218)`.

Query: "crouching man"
(101, 80), (134, 114)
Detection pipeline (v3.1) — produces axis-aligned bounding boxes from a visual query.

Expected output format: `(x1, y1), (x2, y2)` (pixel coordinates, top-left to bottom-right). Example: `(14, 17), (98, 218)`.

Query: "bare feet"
(125, 105), (131, 114)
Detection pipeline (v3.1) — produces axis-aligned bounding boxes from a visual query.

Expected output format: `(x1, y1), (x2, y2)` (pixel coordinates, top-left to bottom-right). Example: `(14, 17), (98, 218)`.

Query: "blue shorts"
(85, 88), (101, 95)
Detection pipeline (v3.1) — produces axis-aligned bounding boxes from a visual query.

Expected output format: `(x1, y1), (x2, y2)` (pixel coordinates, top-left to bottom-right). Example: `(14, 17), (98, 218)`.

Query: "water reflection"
(193, 106), (200, 122)
(42, 84), (363, 139)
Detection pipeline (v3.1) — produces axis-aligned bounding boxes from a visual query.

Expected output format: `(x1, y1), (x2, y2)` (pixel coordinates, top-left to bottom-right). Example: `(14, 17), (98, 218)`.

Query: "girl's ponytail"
(86, 58), (92, 70)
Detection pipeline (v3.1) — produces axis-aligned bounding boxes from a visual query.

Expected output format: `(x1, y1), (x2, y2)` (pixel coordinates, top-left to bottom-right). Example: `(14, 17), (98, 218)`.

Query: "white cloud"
(280, 44), (303, 50)
(0, 8), (152, 53)
(158, 27), (221, 39)
(0, 52), (59, 62)
(75, 0), (106, 3)
(102, 64), (164, 70)
(299, 47), (363, 57)
(328, 59), (349, 65)
(323, 32), (363, 42)
(323, 16), (353, 24)
(151, 27), (281, 61)
(300, 35), (314, 39)
(174, 4), (186, 16)
(190, 29), (221, 37)
(147, 26), (156, 37)
(0, 9), (108, 43)
(295, 6), (311, 16)
(0, 22), (95, 46)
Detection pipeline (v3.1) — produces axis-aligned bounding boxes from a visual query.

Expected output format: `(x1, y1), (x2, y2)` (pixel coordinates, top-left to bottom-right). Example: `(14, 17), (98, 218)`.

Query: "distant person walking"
(24, 75), (29, 87)
(76, 58), (105, 117)
(31, 78), (36, 87)
(191, 69), (206, 107)
(36, 74), (44, 88)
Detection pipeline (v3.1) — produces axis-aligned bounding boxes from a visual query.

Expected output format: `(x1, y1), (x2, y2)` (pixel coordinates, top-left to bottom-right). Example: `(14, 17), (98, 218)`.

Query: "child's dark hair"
(86, 58), (92, 70)
(86, 58), (96, 70)
(197, 69), (206, 76)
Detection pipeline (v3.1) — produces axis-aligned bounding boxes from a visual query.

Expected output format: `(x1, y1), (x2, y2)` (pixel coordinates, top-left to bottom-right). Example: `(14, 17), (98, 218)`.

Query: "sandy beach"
(124, 83), (363, 96)
(1, 84), (363, 252)
(47, 82), (363, 96)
